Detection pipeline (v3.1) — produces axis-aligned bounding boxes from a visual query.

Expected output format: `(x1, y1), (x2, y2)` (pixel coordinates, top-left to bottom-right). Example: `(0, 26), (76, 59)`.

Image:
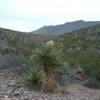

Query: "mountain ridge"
(0, 20), (100, 40)
(30, 20), (100, 35)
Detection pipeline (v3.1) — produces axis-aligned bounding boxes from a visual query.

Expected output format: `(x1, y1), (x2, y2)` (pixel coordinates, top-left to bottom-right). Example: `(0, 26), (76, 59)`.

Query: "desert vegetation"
(0, 24), (100, 99)
(22, 41), (64, 92)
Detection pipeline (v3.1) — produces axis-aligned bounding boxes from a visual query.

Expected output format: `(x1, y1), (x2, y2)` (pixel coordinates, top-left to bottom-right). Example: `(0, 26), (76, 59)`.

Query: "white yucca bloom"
(46, 40), (54, 46)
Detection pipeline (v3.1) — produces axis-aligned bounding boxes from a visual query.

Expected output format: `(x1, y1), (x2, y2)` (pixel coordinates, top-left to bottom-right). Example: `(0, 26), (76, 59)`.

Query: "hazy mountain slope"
(0, 28), (54, 43)
(31, 20), (100, 35)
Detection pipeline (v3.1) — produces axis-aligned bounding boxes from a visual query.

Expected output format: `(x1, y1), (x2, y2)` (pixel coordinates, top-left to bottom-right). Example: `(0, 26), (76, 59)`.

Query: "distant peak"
(75, 20), (85, 22)
(42, 25), (47, 28)
(64, 20), (85, 24)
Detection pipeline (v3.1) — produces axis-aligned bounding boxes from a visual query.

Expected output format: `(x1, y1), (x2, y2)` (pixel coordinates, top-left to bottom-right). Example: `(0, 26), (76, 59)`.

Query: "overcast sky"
(0, 0), (100, 32)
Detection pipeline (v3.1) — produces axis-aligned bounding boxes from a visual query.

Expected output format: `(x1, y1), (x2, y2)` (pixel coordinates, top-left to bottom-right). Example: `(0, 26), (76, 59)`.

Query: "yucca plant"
(34, 42), (63, 92)
(22, 41), (63, 92)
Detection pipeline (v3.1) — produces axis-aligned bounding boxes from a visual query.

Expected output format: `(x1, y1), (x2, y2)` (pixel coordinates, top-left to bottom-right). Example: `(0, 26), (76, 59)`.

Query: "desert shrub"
(1, 47), (16, 54)
(9, 55), (26, 69)
(22, 67), (40, 85)
(0, 54), (26, 70)
(77, 51), (100, 80)
(21, 47), (33, 58)
(0, 32), (5, 40)
(7, 39), (17, 48)
(83, 78), (100, 89)
(56, 63), (76, 86)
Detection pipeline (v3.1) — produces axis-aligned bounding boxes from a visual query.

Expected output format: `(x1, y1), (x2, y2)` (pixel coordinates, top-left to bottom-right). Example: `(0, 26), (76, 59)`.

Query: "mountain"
(55, 24), (100, 54)
(0, 27), (54, 57)
(31, 20), (100, 35)
(0, 27), (54, 43)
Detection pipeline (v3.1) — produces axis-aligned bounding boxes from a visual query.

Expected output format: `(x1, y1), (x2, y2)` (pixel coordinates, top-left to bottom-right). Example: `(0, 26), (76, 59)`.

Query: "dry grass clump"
(39, 72), (59, 92)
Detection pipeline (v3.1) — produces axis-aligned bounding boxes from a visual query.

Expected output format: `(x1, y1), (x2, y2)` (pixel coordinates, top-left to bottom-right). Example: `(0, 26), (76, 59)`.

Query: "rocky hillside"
(0, 27), (55, 54)
(0, 28), (54, 43)
(55, 24), (100, 80)
(56, 24), (100, 50)
(0, 28), (54, 69)
(31, 20), (100, 35)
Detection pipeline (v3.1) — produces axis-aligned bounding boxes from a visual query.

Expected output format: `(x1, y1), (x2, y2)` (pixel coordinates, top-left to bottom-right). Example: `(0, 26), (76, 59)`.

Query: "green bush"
(21, 47), (33, 58)
(1, 47), (16, 54)
(77, 51), (100, 80)
(83, 78), (100, 89)
(7, 39), (17, 48)
(22, 67), (40, 85)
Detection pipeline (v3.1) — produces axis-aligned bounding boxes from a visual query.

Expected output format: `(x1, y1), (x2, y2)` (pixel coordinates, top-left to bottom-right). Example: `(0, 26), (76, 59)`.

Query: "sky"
(0, 0), (100, 32)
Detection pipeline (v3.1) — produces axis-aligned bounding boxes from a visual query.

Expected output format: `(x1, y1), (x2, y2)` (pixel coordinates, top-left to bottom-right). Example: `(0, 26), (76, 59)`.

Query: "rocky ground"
(0, 67), (100, 100)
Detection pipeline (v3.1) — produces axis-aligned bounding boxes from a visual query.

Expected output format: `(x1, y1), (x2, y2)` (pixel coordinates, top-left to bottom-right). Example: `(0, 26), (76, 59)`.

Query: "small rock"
(8, 80), (17, 87)
(13, 89), (21, 97)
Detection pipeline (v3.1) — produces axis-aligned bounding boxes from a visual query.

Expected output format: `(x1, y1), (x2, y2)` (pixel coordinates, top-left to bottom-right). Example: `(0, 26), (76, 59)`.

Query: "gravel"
(0, 67), (100, 100)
